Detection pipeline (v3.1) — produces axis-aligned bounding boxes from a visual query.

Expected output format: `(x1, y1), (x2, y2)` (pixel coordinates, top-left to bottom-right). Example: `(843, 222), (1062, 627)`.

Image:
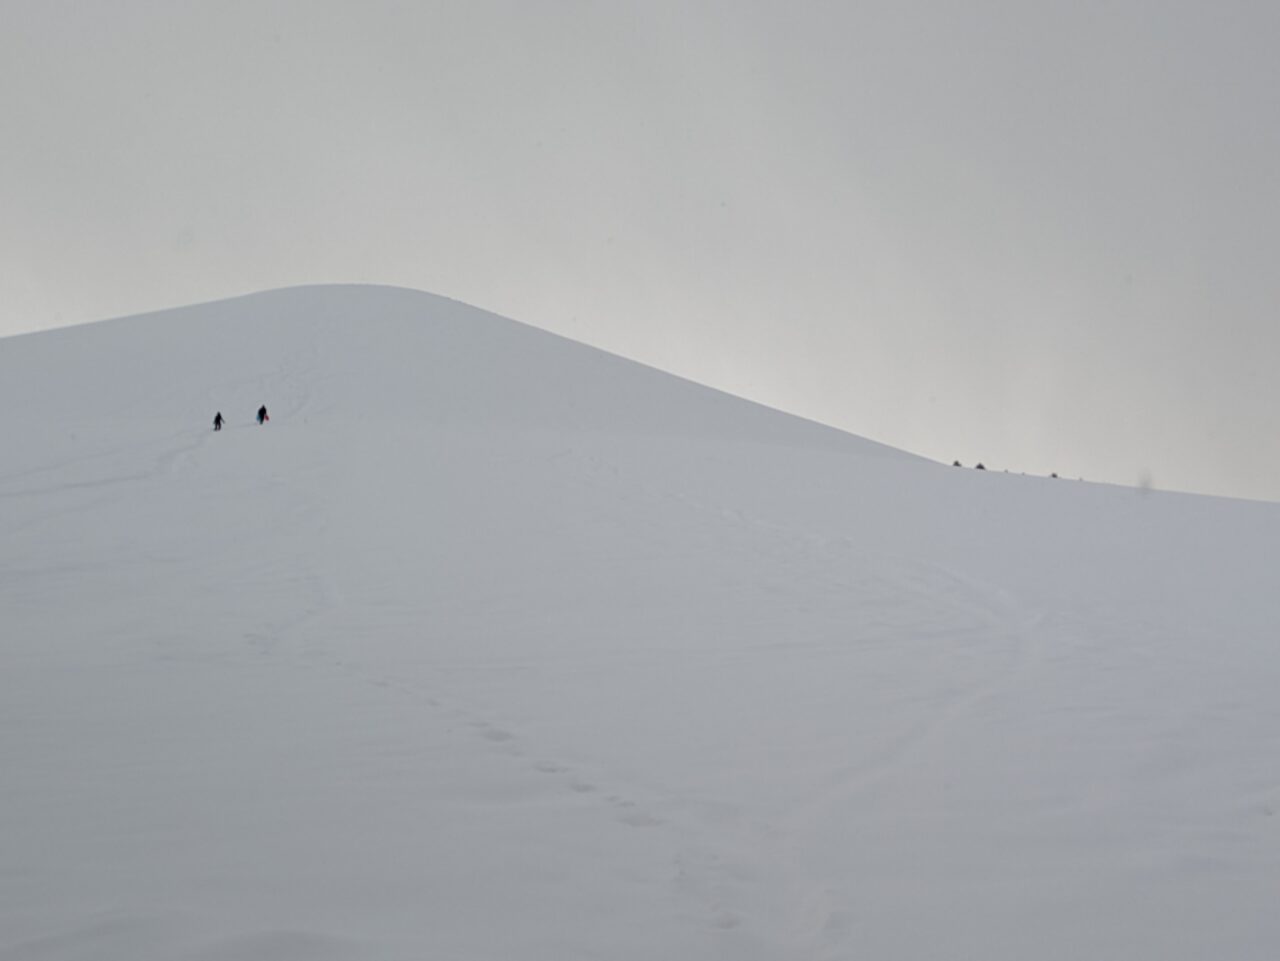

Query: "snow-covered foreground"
(3, 286), (1279, 960)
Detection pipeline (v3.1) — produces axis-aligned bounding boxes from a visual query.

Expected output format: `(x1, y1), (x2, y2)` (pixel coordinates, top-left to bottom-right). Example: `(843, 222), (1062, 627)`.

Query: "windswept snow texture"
(3, 286), (1280, 960)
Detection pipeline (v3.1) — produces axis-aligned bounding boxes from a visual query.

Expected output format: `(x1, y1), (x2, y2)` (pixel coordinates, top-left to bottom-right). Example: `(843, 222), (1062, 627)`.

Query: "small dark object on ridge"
(952, 460), (962, 467)
(975, 463), (986, 470)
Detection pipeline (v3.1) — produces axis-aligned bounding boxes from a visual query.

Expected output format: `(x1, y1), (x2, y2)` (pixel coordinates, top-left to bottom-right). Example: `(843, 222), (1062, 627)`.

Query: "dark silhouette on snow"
(952, 460), (962, 467)
(257, 405), (269, 426)
(213, 412), (223, 431)
(975, 463), (986, 471)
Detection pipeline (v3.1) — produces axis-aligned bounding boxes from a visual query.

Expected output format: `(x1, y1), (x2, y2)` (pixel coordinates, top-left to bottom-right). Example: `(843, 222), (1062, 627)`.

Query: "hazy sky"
(3, 1), (1278, 500)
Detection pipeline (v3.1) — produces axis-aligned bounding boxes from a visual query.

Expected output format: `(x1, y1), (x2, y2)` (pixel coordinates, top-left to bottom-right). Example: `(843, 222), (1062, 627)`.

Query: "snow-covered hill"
(3, 286), (1279, 960)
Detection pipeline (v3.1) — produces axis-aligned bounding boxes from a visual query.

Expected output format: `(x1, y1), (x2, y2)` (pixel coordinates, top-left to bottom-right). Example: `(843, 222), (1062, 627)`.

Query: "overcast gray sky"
(3, 0), (1278, 500)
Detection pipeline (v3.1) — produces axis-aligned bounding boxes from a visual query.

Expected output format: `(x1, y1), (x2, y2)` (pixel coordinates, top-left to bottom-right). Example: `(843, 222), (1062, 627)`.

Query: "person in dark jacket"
(213, 411), (224, 431)
(257, 405), (269, 425)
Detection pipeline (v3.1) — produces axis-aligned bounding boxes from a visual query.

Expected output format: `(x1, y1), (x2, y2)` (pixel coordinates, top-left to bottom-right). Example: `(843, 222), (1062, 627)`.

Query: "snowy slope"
(3, 286), (1279, 960)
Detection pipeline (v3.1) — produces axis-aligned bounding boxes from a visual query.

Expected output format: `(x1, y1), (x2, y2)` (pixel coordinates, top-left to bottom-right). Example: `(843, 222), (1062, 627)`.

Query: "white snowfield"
(2, 286), (1279, 960)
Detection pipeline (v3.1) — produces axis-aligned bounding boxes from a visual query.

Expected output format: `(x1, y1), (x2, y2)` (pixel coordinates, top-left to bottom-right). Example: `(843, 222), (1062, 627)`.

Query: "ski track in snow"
(287, 442), (1056, 956)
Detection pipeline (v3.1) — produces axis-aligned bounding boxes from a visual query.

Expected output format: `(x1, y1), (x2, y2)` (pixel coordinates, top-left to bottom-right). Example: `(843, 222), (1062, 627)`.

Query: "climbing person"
(257, 405), (269, 426)
(213, 411), (224, 431)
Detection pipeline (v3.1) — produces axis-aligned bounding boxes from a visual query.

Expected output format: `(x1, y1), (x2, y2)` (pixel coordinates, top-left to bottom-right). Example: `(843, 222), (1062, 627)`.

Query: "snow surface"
(3, 285), (1279, 960)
